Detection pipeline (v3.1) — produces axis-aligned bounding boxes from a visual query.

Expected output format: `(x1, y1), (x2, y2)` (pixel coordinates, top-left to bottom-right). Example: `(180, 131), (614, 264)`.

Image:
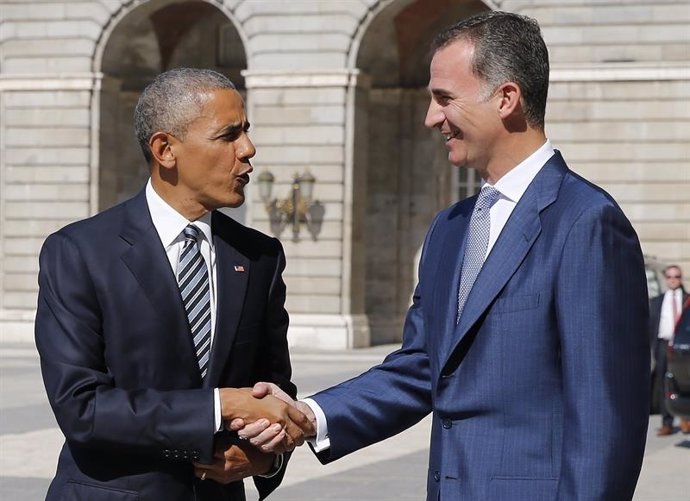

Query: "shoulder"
(558, 168), (621, 214)
(43, 198), (131, 252)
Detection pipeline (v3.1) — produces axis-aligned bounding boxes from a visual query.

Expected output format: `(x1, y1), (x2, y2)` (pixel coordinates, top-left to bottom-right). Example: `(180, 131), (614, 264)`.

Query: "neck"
(480, 129), (547, 185)
(150, 168), (208, 221)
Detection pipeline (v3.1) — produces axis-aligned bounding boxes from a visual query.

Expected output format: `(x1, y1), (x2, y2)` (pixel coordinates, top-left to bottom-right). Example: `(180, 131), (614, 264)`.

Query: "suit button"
(163, 449), (171, 458)
(434, 471), (441, 482)
(442, 418), (452, 429)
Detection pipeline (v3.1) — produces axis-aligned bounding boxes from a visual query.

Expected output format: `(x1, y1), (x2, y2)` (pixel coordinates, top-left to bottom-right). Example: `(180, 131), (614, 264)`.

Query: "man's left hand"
(193, 441), (274, 484)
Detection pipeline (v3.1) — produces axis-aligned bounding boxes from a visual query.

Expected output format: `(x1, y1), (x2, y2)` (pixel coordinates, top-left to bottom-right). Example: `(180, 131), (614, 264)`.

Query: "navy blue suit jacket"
(35, 190), (294, 501)
(312, 153), (650, 500)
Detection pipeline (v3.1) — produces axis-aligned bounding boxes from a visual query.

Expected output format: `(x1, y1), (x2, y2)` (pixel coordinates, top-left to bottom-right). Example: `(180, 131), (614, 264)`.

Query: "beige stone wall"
(0, 0), (688, 344)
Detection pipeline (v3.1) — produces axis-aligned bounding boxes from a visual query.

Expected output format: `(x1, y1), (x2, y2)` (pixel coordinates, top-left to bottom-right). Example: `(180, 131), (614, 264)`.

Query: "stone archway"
(352, 0), (491, 344)
(95, 0), (247, 212)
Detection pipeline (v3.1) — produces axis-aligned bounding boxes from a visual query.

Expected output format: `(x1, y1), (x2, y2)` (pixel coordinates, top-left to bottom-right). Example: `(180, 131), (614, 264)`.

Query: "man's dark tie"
(457, 186), (501, 322)
(178, 225), (212, 379)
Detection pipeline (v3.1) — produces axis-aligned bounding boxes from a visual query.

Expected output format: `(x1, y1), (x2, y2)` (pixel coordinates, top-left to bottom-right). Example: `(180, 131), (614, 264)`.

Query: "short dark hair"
(431, 11), (549, 130)
(664, 265), (682, 277)
(133, 68), (236, 163)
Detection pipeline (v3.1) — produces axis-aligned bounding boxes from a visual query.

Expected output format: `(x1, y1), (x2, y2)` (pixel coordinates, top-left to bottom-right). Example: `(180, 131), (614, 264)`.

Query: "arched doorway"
(96, 0), (247, 213)
(353, 0), (490, 344)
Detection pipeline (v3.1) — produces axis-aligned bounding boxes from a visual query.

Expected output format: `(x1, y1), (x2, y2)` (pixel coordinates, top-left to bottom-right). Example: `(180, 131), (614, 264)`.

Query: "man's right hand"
(219, 388), (313, 451)
(227, 382), (317, 453)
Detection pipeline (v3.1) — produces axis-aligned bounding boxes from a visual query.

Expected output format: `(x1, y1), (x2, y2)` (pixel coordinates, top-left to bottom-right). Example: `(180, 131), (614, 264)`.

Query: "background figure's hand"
(230, 382), (317, 453)
(193, 441), (274, 484)
(219, 388), (313, 450)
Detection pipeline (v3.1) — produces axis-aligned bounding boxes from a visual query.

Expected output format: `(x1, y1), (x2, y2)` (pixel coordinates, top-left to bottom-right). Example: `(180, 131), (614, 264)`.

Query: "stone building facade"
(1, 0), (689, 348)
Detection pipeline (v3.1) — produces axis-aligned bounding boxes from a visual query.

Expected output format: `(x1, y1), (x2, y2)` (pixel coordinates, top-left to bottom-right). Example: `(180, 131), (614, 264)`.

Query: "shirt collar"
(486, 139), (555, 203)
(146, 180), (213, 248)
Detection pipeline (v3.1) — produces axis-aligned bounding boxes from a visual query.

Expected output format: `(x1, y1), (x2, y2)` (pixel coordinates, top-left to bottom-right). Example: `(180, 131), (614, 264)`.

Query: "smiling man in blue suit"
(236, 11), (650, 501)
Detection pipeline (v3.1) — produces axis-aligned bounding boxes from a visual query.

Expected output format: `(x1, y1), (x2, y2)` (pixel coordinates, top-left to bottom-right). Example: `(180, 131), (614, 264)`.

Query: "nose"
(238, 134), (256, 161)
(424, 99), (443, 129)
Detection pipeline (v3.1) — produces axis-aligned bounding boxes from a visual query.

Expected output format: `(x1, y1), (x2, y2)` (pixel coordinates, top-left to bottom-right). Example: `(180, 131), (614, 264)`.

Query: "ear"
(495, 82), (522, 120)
(149, 132), (176, 168)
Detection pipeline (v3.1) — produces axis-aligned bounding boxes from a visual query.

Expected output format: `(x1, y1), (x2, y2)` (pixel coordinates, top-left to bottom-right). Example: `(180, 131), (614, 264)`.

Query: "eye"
(221, 130), (242, 142)
(436, 95), (451, 105)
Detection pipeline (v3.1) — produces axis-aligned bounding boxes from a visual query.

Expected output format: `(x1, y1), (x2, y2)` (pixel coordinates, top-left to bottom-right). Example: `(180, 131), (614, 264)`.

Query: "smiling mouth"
(443, 131), (459, 142)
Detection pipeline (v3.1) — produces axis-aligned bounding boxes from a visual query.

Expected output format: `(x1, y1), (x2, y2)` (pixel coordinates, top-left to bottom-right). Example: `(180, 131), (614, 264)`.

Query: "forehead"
(196, 88), (246, 125)
(428, 40), (478, 91)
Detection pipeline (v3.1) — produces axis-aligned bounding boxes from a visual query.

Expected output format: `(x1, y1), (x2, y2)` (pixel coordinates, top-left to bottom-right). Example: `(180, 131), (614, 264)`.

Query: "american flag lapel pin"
(234, 265), (245, 272)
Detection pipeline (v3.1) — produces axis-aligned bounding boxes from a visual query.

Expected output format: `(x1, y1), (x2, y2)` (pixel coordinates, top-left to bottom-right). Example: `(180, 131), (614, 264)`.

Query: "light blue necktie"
(178, 225), (212, 379)
(457, 186), (501, 322)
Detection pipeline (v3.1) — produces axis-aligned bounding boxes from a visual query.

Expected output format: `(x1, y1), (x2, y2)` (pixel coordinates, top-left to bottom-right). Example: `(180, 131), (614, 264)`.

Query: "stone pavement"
(1, 342), (688, 500)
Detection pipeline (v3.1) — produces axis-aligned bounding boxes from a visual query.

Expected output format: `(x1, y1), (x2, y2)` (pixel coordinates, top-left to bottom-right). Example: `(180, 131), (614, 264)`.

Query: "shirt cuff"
(214, 388), (223, 432)
(302, 398), (330, 452)
(258, 453), (284, 478)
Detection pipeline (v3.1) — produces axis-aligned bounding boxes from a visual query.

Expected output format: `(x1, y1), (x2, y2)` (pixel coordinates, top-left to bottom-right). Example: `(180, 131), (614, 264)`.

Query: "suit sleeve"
(308, 215), (442, 463)
(35, 232), (215, 462)
(555, 203), (649, 500)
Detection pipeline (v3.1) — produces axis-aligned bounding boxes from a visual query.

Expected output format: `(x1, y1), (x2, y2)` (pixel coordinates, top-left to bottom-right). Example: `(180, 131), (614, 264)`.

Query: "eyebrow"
(215, 121), (250, 137)
(428, 87), (452, 99)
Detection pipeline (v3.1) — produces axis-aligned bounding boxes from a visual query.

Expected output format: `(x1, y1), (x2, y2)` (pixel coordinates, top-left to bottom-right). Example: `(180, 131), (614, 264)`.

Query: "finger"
(259, 428), (289, 454)
(228, 418), (245, 431)
(249, 423), (283, 448)
(237, 419), (271, 439)
(282, 420), (302, 449)
(194, 465), (213, 482)
(251, 382), (272, 398)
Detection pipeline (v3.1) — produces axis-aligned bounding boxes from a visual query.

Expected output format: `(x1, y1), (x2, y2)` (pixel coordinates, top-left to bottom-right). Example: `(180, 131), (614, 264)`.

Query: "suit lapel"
(205, 212), (250, 386)
(119, 190), (200, 377)
(440, 153), (568, 372)
(430, 200), (474, 369)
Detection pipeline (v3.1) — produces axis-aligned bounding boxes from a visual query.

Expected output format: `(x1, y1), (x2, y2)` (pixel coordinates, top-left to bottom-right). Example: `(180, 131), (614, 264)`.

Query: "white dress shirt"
(658, 288), (683, 341)
(145, 180), (222, 431)
(304, 140), (556, 452)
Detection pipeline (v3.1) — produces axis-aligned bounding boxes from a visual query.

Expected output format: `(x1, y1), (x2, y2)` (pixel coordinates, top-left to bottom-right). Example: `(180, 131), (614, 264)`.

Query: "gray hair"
(134, 68), (236, 163)
(431, 11), (549, 130)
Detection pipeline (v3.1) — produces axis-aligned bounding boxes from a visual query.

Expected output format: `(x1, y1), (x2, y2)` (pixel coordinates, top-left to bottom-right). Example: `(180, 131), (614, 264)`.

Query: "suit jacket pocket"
(489, 477), (557, 501)
(64, 481), (139, 501)
(493, 294), (540, 313)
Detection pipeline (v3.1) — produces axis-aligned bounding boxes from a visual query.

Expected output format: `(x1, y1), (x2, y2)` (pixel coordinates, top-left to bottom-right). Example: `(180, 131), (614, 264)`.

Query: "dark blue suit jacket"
(312, 153), (650, 500)
(35, 190), (295, 501)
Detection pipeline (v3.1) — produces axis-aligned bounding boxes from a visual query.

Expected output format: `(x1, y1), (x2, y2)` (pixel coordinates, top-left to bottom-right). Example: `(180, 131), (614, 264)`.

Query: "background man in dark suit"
(649, 265), (689, 436)
(237, 11), (650, 501)
(35, 68), (311, 501)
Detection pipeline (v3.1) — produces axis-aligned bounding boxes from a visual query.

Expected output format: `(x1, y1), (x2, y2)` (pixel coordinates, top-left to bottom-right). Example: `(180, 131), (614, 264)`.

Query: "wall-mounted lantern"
(257, 170), (322, 242)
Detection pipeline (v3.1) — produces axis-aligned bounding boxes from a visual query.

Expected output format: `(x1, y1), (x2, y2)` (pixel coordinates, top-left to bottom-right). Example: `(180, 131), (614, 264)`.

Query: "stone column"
(242, 69), (371, 349)
(0, 73), (102, 342)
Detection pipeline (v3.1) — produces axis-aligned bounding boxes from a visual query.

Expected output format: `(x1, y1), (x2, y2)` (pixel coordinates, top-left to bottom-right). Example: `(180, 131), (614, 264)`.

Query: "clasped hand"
(219, 385), (315, 454)
(224, 383), (316, 454)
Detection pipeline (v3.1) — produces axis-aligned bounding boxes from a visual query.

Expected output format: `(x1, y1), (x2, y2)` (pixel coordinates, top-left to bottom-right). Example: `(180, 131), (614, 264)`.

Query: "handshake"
(194, 383), (316, 484)
(220, 382), (316, 454)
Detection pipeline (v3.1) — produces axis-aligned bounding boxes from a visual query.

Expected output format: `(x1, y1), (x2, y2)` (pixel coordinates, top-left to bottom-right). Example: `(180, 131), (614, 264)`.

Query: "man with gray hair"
(237, 11), (649, 501)
(35, 67), (312, 501)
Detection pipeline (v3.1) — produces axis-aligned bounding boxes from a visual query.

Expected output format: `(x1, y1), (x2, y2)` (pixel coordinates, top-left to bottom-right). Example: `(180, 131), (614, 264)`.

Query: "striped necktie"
(457, 186), (501, 322)
(178, 225), (212, 379)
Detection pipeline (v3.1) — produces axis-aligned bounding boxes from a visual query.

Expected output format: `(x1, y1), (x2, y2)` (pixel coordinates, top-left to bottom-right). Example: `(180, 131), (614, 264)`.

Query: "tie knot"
(183, 224), (201, 242)
(475, 186), (501, 212)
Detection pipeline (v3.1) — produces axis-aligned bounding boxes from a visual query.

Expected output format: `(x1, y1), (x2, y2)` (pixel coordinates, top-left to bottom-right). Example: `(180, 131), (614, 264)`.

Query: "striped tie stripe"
(178, 225), (212, 379)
